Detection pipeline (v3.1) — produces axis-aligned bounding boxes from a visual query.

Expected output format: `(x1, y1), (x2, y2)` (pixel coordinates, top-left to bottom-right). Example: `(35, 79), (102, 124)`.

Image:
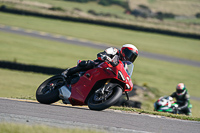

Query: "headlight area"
(126, 84), (131, 89)
(118, 71), (125, 81)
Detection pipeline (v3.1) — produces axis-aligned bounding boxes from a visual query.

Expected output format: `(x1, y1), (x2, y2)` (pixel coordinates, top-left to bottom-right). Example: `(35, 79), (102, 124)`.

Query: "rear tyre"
(87, 86), (122, 111)
(36, 75), (64, 104)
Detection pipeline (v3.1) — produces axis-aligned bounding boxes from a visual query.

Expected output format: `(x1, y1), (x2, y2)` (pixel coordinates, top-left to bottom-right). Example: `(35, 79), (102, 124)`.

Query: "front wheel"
(36, 75), (65, 104)
(87, 86), (122, 111)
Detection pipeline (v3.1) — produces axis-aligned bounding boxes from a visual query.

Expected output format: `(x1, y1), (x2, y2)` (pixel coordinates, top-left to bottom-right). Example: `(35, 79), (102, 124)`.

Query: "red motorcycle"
(36, 59), (134, 111)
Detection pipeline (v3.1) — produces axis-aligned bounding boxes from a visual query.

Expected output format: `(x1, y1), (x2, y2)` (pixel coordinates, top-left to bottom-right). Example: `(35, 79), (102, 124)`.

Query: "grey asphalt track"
(0, 24), (200, 67)
(0, 98), (200, 133)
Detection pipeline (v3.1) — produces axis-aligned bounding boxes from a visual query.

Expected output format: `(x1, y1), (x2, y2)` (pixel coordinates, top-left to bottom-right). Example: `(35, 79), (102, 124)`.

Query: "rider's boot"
(187, 112), (192, 116)
(61, 68), (69, 78)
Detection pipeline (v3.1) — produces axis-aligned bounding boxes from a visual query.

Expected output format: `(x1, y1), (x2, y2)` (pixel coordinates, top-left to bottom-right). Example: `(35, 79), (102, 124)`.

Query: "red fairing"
(68, 61), (133, 105)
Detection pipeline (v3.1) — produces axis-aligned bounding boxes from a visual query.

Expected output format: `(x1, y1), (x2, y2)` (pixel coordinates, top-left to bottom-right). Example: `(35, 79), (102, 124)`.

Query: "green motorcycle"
(154, 96), (192, 114)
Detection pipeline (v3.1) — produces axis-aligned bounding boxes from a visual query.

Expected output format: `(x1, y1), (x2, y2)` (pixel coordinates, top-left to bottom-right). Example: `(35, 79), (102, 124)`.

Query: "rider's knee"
(78, 60), (95, 69)
(78, 60), (88, 67)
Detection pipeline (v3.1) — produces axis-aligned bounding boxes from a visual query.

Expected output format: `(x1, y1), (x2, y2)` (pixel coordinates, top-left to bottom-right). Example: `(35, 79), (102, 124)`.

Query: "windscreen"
(122, 61), (134, 77)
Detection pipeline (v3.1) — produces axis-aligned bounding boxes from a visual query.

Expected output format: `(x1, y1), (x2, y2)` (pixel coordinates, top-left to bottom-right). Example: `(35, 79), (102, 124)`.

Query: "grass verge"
(0, 123), (103, 133)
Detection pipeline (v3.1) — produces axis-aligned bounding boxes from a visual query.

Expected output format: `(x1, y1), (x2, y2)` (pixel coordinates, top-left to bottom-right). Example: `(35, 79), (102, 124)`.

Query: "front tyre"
(36, 75), (65, 104)
(87, 86), (122, 111)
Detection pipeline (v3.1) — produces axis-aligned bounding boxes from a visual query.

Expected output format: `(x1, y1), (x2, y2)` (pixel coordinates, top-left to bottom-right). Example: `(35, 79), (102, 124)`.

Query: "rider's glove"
(102, 55), (112, 62)
(177, 107), (181, 111)
(172, 106), (181, 114)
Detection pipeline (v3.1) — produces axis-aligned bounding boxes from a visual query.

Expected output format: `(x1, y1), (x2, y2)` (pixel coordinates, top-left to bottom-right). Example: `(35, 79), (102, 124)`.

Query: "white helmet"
(120, 44), (138, 63)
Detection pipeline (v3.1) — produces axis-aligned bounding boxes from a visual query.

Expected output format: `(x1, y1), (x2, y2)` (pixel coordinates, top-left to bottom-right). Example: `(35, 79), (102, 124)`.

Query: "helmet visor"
(122, 48), (138, 63)
(177, 89), (184, 94)
(176, 89), (186, 95)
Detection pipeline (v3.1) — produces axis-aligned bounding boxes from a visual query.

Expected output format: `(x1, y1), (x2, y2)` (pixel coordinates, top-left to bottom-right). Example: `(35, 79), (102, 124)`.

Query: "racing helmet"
(120, 44), (138, 63)
(176, 83), (186, 96)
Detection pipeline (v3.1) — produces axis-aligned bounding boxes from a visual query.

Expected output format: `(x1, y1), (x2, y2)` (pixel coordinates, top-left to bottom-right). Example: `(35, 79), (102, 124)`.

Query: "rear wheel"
(87, 86), (122, 111)
(36, 75), (65, 104)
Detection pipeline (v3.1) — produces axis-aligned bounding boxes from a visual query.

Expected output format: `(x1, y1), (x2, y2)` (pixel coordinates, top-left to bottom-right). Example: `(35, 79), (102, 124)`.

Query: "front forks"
(96, 79), (130, 101)
(125, 91), (129, 101)
(96, 79), (111, 95)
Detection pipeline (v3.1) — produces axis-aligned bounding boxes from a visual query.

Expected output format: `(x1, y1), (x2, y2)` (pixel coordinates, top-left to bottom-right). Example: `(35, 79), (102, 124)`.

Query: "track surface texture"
(0, 98), (200, 133)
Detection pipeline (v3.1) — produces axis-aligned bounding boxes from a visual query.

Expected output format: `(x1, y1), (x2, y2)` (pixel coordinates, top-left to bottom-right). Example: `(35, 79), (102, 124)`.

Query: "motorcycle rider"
(170, 83), (192, 115)
(62, 44), (138, 81)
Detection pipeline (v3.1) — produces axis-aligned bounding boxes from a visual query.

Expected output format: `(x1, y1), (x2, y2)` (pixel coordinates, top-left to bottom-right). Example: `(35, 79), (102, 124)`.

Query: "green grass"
(134, 57), (200, 97)
(0, 68), (49, 99)
(0, 123), (102, 133)
(0, 12), (200, 62)
(166, 18), (200, 25)
(0, 31), (99, 68)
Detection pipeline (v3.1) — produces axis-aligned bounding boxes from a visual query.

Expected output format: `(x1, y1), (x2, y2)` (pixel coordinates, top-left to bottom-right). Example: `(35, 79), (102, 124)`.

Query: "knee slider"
(86, 60), (95, 68)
